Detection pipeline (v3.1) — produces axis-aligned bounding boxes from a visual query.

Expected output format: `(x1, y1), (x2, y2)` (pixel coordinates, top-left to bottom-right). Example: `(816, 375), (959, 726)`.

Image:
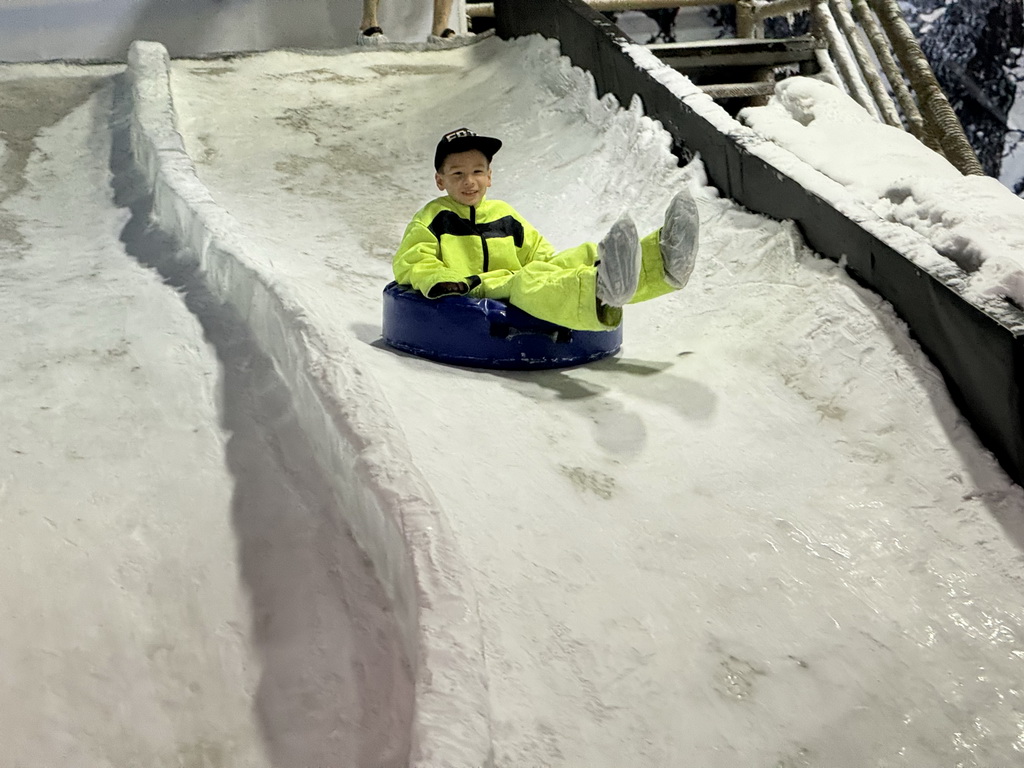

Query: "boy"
(392, 127), (699, 331)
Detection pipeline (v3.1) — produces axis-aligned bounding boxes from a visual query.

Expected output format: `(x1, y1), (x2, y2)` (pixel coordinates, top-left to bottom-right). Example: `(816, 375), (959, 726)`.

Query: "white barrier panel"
(1, 0), (466, 62)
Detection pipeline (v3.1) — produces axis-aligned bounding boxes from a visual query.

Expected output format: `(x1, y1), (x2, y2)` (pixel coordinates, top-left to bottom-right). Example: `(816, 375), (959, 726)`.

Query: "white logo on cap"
(443, 128), (475, 142)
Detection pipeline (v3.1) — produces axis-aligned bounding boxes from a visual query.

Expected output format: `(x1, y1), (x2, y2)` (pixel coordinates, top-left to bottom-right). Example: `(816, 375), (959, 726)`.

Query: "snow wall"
(124, 41), (491, 768)
(0, 0), (465, 62)
(496, 0), (1024, 488)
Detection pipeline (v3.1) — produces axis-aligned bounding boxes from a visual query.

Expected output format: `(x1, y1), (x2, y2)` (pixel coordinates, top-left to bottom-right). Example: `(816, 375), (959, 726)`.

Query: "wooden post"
(867, 0), (984, 175)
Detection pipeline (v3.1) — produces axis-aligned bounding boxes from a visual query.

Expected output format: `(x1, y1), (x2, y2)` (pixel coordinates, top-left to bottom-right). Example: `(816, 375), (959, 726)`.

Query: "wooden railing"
(470, 0), (983, 175)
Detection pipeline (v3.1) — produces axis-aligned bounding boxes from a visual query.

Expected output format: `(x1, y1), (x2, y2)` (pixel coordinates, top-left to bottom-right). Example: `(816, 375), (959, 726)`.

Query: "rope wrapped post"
(736, 0), (762, 38)
(866, 0), (984, 175)
(813, 47), (844, 87)
(849, 0), (933, 146)
(808, 1), (844, 86)
(812, 0), (878, 115)
(829, 0), (901, 126)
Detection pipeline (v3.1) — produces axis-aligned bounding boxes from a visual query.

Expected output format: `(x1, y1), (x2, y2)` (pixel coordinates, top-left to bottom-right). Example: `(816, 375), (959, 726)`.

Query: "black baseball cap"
(434, 127), (502, 171)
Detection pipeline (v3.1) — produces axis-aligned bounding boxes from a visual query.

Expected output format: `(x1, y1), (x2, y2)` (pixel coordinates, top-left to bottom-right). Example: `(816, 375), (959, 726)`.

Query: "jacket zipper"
(470, 204), (489, 272)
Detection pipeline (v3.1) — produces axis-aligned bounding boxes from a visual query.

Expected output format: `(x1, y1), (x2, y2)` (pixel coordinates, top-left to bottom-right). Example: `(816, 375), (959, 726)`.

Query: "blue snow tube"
(381, 282), (622, 370)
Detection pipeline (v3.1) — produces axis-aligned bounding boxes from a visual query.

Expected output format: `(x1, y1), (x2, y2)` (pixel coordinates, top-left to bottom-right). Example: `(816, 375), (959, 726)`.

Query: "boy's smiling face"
(435, 149), (492, 207)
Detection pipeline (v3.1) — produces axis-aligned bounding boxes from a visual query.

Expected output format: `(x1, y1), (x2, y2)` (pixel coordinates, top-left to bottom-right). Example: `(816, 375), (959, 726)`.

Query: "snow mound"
(740, 76), (1024, 309)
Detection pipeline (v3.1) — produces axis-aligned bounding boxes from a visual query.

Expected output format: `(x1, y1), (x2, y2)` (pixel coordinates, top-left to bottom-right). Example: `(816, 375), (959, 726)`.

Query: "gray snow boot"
(596, 215), (641, 307)
(660, 189), (700, 289)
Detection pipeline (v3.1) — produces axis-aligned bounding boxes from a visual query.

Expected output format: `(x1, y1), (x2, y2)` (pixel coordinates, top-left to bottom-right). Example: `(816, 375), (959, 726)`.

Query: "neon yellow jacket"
(393, 195), (555, 298)
(392, 194), (674, 331)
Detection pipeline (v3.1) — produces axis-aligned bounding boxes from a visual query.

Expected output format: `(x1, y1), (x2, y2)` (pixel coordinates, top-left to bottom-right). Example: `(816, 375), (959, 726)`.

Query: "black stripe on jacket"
(428, 209), (526, 247)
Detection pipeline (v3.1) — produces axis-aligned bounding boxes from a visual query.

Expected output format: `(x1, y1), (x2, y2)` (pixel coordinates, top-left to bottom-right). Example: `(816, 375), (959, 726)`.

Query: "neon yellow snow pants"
(467, 230), (676, 331)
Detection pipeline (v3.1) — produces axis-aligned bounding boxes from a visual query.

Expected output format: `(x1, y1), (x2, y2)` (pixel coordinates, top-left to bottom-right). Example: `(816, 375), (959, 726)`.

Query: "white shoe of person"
(423, 27), (456, 43)
(427, 28), (469, 44)
(660, 188), (700, 289)
(358, 26), (388, 45)
(595, 215), (641, 307)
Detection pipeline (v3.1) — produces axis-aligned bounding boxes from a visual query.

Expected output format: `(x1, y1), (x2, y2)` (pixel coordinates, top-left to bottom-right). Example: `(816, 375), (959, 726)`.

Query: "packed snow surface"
(166, 35), (1024, 766)
(0, 63), (411, 767)
(3, 31), (1024, 768)
(0, 65), (279, 766)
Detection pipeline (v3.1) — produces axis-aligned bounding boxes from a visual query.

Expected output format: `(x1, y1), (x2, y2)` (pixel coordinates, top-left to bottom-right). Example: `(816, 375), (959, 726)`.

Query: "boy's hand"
(427, 281), (470, 298)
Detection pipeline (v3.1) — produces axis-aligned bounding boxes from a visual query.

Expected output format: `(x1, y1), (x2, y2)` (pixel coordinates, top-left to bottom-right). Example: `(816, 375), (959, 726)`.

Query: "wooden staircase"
(645, 35), (821, 108)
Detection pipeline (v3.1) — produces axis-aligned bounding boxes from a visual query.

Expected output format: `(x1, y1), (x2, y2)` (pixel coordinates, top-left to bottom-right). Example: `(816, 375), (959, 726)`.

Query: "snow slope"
(0, 65), (275, 767)
(0, 0), (455, 62)
(3, 25), (1024, 768)
(156, 34), (1024, 767)
(0, 63), (411, 767)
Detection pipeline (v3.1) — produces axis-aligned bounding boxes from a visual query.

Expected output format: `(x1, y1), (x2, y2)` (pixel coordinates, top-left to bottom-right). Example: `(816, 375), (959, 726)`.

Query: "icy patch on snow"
(125, 40), (491, 768)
